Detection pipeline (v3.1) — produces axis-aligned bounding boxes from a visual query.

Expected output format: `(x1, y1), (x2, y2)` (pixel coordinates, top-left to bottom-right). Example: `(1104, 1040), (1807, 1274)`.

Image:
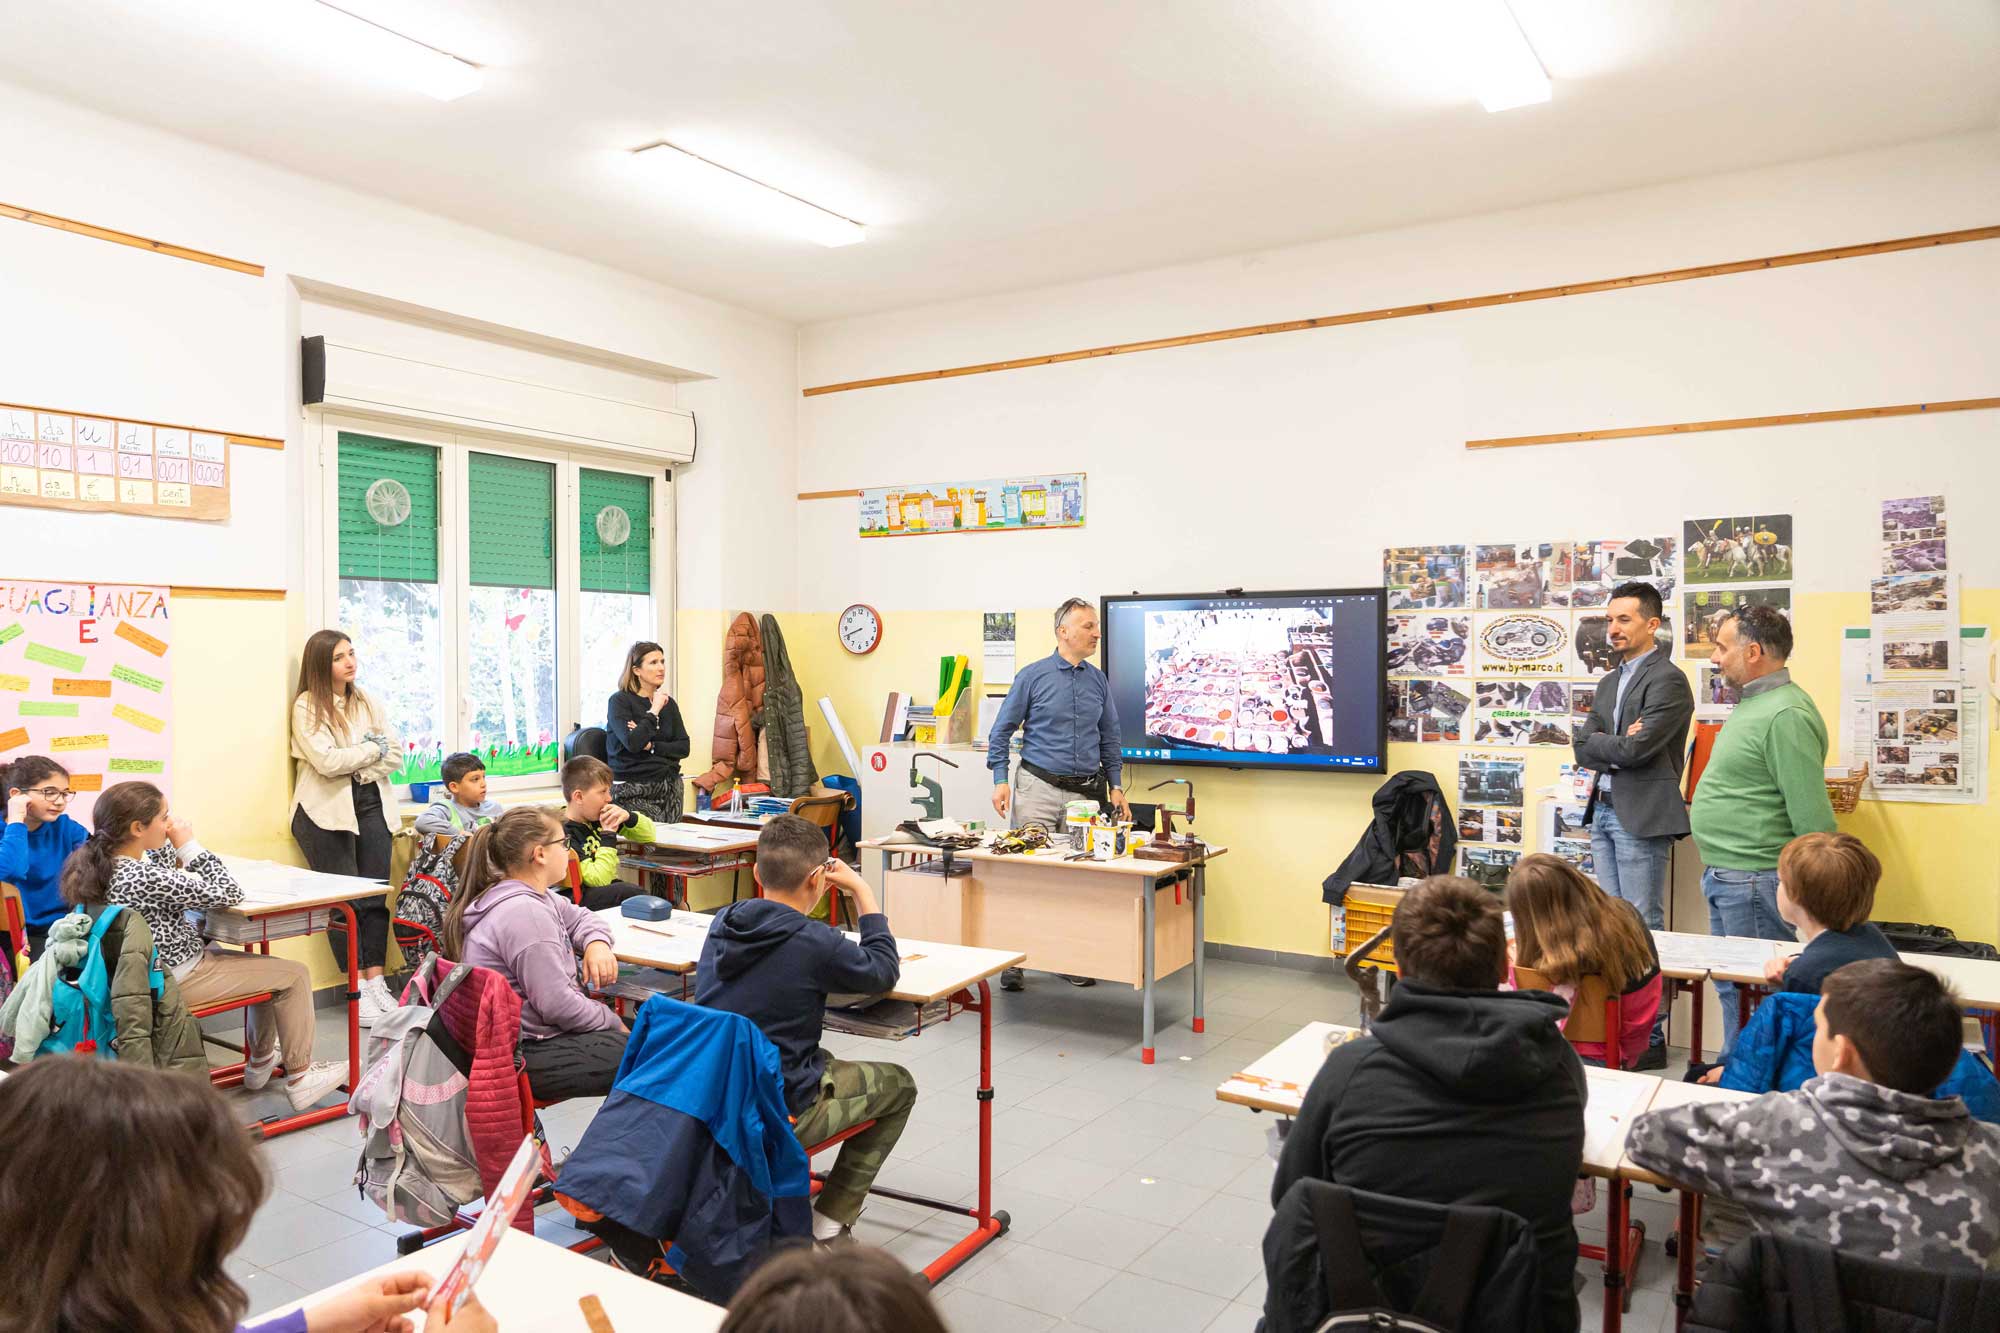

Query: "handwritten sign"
(52, 678), (113, 697)
(0, 404), (231, 521)
(19, 701), (79, 718)
(111, 702), (165, 734)
(50, 733), (109, 751)
(25, 642), (86, 672)
(115, 621), (168, 657)
(108, 758), (165, 774)
(111, 664), (163, 692)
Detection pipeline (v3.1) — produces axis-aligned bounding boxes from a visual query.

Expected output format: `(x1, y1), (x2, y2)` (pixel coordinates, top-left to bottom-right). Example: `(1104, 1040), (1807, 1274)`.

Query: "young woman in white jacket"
(290, 629), (401, 1023)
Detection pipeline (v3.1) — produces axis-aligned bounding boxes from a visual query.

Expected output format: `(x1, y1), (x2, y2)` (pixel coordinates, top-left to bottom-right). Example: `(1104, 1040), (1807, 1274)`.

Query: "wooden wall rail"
(1, 201), (264, 277)
(801, 224), (2000, 398)
(1466, 395), (2000, 450)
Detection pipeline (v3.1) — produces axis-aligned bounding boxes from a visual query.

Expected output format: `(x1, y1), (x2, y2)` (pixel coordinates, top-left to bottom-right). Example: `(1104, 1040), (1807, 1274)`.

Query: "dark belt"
(1596, 784), (1613, 808)
(1022, 760), (1107, 799)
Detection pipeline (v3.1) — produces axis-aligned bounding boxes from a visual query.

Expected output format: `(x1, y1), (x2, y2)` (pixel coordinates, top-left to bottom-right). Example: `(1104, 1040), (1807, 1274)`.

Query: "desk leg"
(1602, 1176), (1628, 1333)
(1142, 879), (1157, 1064)
(1674, 1190), (1700, 1331)
(862, 980), (1009, 1285)
(250, 902), (360, 1140)
(1191, 864), (1206, 1035)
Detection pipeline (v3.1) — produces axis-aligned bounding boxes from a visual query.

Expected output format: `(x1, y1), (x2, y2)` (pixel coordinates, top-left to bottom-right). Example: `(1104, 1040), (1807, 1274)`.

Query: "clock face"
(838, 604), (882, 655)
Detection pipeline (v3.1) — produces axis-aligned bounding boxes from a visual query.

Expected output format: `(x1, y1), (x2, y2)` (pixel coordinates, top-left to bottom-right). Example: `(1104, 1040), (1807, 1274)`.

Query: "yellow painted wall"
(774, 595), (2000, 958)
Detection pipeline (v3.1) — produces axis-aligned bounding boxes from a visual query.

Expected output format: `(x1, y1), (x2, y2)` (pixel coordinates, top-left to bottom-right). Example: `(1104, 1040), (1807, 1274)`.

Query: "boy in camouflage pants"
(1628, 959), (2000, 1269)
(695, 815), (916, 1243)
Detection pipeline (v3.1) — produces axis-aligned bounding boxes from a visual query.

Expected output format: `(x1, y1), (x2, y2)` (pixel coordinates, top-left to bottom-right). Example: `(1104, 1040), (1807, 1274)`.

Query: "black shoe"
(1062, 974), (1097, 988)
(1000, 967), (1024, 992)
(1633, 1040), (1668, 1072)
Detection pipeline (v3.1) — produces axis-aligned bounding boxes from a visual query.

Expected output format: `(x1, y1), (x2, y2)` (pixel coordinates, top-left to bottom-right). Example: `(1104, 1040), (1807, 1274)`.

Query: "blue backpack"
(43, 905), (153, 1058)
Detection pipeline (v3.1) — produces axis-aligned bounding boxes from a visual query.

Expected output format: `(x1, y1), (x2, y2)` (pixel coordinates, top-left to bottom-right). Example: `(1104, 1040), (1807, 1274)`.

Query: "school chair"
(562, 725), (609, 763)
(1687, 1232), (2000, 1332)
(2, 885), (25, 979)
(1515, 965), (1647, 1312)
(787, 791), (851, 926)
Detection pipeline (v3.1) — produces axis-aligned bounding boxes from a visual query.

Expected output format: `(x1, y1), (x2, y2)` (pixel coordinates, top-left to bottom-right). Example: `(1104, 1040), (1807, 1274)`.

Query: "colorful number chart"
(0, 404), (231, 521)
(0, 582), (173, 820)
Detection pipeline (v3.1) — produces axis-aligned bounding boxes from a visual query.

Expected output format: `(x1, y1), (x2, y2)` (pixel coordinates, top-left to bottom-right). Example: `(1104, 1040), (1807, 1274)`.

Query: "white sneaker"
(241, 1050), (280, 1092)
(285, 1060), (349, 1112)
(356, 977), (394, 1027)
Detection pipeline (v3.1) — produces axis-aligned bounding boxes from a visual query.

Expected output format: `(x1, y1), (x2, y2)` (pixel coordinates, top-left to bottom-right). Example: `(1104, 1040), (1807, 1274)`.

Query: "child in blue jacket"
(0, 756), (90, 958)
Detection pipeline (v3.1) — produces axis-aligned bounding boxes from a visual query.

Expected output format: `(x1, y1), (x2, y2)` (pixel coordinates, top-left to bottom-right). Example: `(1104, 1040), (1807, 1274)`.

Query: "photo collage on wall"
(1864, 494), (1971, 796)
(1456, 752), (1525, 887)
(1681, 514), (1796, 719)
(1382, 536), (1677, 749)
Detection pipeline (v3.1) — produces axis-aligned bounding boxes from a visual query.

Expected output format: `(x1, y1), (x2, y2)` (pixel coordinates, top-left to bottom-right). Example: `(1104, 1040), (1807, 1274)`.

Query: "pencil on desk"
(630, 923), (682, 940)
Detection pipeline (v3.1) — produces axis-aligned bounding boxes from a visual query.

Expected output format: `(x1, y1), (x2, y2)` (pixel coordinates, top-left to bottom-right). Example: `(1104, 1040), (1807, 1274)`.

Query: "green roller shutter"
(468, 453), (555, 588)
(338, 434), (438, 582)
(579, 468), (652, 594)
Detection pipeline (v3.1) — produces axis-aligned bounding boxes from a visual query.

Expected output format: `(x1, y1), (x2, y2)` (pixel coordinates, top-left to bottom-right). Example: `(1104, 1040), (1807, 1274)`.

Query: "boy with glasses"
(0, 756), (89, 958)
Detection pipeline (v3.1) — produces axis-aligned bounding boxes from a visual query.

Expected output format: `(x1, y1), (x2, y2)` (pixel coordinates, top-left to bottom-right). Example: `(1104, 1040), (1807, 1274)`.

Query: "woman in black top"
(606, 640), (690, 823)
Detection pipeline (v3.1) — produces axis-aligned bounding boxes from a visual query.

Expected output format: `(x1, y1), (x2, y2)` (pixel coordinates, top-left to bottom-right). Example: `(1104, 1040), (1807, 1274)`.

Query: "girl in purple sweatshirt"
(445, 807), (629, 1100)
(0, 1056), (495, 1333)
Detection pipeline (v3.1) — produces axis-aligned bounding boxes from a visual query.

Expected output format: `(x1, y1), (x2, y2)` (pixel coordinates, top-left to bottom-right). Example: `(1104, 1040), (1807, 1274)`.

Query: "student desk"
(269, 1227), (724, 1331)
(202, 857), (389, 1139)
(1214, 1022), (1744, 1333)
(590, 906), (1025, 1285)
(618, 823), (760, 908)
(1620, 1078), (1753, 1331)
(859, 837), (1228, 1063)
(1898, 952), (2000, 1057)
(1653, 931), (1786, 1062)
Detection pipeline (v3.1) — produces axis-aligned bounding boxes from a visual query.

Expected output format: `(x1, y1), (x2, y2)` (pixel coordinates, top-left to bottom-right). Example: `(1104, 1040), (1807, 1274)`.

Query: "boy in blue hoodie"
(0, 756), (91, 958)
(695, 815), (913, 1244)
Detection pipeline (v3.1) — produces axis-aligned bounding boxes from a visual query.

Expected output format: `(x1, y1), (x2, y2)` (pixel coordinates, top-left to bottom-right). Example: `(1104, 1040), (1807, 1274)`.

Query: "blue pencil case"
(620, 895), (674, 921)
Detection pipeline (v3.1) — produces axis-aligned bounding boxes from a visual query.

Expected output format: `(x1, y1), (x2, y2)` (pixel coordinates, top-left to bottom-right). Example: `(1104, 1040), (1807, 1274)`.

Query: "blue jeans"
(1702, 865), (1798, 1054)
(1588, 802), (1672, 1045)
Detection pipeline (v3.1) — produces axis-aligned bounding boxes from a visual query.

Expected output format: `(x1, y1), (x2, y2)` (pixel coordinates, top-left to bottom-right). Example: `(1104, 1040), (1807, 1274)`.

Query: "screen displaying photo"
(1102, 589), (1386, 773)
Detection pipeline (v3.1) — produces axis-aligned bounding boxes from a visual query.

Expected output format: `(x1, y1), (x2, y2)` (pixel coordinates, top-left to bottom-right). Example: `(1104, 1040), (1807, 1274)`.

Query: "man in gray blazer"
(1573, 580), (1694, 1069)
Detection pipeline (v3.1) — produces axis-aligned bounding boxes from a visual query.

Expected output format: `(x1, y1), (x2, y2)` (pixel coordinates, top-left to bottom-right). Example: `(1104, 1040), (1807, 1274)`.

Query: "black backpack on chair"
(1262, 1180), (1543, 1333)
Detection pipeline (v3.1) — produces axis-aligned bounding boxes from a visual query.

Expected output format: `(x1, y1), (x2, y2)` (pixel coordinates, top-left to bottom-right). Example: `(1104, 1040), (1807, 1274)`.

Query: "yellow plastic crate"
(1339, 883), (1404, 970)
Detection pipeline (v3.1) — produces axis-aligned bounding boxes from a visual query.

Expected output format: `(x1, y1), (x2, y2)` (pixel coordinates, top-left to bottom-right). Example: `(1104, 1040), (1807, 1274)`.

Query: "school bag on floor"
(348, 955), (486, 1226)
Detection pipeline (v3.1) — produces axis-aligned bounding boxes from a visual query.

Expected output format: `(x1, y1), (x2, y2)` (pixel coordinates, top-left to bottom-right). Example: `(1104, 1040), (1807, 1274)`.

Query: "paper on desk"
(1653, 931), (1781, 974)
(1583, 1069), (1657, 1167)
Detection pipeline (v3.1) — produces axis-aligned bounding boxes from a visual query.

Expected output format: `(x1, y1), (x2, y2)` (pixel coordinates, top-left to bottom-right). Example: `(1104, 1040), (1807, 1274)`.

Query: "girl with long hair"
(1507, 852), (1663, 1068)
(0, 753), (90, 957)
(447, 807), (628, 1099)
(603, 639), (689, 823)
(289, 628), (400, 1024)
(62, 781), (346, 1112)
(0, 1057), (493, 1333)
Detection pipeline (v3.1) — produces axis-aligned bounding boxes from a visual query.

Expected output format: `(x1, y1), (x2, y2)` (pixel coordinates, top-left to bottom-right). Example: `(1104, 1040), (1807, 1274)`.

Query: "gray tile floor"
(234, 960), (1694, 1331)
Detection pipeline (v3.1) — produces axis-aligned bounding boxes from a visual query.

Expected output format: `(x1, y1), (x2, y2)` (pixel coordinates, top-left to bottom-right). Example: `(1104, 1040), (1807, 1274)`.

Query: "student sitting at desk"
(0, 754), (91, 959)
(0, 1057), (496, 1333)
(695, 814), (914, 1245)
(1507, 853), (1664, 1070)
(447, 807), (629, 1099)
(1762, 831), (1897, 997)
(1629, 959), (2000, 1270)
(413, 751), (505, 836)
(559, 755), (655, 911)
(63, 781), (347, 1112)
(1273, 876), (1586, 1333)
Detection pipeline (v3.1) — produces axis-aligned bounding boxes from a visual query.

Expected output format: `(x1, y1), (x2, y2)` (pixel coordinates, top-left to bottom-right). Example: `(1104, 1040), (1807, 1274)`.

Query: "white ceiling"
(4, 2), (1996, 325)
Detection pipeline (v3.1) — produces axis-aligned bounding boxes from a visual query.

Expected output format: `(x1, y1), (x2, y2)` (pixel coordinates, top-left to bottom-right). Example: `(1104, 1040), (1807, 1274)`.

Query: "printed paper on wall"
(1682, 515), (1793, 585)
(1387, 614), (1471, 677)
(1683, 586), (1790, 655)
(1384, 546), (1470, 610)
(1473, 611), (1570, 677)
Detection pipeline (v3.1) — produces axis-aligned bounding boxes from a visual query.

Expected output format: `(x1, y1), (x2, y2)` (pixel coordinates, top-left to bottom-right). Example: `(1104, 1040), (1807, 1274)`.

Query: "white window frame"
(307, 409), (675, 796)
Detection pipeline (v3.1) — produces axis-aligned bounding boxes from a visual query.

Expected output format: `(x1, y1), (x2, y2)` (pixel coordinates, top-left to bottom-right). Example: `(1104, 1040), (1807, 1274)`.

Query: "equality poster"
(0, 582), (172, 820)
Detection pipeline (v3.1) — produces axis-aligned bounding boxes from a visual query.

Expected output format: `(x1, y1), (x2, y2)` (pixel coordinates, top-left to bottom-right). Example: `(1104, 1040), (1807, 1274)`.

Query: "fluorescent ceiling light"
(1459, 0), (1550, 112)
(632, 142), (865, 248)
(299, 1), (482, 101)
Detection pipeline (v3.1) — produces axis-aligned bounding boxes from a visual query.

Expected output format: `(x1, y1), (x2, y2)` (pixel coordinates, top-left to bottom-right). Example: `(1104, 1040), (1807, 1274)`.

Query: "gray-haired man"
(986, 597), (1131, 990)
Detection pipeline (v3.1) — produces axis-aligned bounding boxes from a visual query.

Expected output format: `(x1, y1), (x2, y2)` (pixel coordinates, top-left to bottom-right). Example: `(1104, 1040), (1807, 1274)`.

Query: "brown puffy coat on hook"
(692, 611), (764, 793)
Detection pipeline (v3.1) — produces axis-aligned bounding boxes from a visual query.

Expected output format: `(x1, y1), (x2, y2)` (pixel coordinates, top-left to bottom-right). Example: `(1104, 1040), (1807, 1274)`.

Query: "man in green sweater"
(1690, 604), (1837, 1050)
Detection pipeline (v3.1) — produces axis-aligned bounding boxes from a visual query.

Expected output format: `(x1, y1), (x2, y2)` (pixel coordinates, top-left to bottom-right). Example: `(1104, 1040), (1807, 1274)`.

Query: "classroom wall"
(792, 129), (2000, 953)
(1, 83), (802, 984)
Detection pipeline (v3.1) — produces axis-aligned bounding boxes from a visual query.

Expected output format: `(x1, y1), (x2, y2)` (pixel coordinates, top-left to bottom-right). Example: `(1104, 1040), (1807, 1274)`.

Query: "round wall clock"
(838, 603), (883, 655)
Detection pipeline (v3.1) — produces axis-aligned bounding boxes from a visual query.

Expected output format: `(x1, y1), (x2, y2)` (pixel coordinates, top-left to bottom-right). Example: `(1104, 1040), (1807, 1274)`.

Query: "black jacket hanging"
(1323, 770), (1456, 905)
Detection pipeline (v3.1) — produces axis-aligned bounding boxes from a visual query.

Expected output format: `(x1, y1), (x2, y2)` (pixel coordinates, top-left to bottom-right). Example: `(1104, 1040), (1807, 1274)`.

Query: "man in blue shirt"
(986, 597), (1131, 990)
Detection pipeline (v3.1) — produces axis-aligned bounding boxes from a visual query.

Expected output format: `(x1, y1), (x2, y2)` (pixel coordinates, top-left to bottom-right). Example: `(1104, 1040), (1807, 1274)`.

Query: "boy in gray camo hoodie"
(1628, 958), (2000, 1270)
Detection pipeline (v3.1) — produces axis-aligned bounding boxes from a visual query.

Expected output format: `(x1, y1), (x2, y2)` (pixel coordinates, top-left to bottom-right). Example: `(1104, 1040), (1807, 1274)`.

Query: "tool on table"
(909, 751), (958, 821)
(1134, 777), (1202, 863)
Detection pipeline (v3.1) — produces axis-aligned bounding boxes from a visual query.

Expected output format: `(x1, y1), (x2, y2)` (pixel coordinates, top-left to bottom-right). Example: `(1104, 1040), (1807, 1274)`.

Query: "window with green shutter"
(579, 468), (652, 594)
(338, 434), (438, 581)
(467, 453), (555, 588)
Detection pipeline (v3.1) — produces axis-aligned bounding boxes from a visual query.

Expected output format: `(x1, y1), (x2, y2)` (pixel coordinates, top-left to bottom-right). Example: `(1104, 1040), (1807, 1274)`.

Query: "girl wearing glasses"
(0, 756), (89, 958)
(444, 807), (628, 1099)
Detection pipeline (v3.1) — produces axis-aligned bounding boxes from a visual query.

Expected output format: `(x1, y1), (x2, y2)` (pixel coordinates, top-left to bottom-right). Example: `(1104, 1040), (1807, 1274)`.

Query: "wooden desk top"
(863, 835), (1229, 877)
(595, 908), (1024, 1004)
(215, 857), (390, 916)
(1214, 1022), (1679, 1180)
(265, 1228), (723, 1331)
